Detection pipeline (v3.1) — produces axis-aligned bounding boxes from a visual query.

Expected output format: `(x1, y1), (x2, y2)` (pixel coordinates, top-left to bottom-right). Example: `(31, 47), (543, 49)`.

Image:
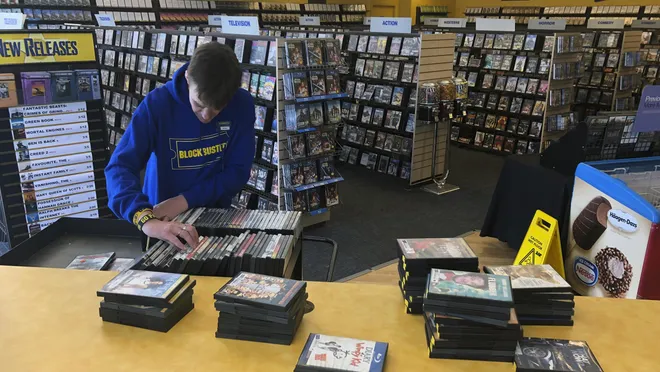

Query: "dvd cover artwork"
(309, 71), (326, 96)
(66, 252), (115, 270)
(296, 334), (388, 372)
(285, 40), (305, 68)
(254, 105), (267, 130)
(282, 73), (294, 100)
(306, 132), (323, 156)
(249, 40), (268, 65)
(325, 100), (341, 124)
(99, 270), (188, 299)
(325, 70), (340, 94)
(258, 75), (276, 101)
(427, 269), (513, 303)
(50, 70), (76, 103)
(0, 73), (18, 108)
(307, 188), (322, 211)
(325, 40), (340, 65)
(293, 191), (308, 211)
(249, 73), (260, 97)
(295, 104), (310, 129)
(308, 103), (324, 127)
(288, 134), (307, 159)
(515, 338), (603, 372)
(216, 272), (305, 308)
(233, 39), (245, 63)
(21, 72), (51, 105)
(267, 41), (277, 67)
(305, 40), (325, 66)
(302, 160), (319, 184)
(325, 183), (339, 206)
(292, 72), (309, 98)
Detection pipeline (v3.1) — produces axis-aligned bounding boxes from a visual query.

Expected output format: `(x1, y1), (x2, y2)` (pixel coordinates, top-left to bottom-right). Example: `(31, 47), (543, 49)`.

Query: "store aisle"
(303, 146), (507, 281)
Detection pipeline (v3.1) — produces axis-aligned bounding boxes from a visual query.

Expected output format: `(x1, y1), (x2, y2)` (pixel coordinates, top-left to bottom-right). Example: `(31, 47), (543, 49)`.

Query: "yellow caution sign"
(514, 210), (566, 278)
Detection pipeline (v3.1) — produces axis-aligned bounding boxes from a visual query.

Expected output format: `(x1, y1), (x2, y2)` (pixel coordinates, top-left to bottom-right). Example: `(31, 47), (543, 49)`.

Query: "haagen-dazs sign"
(608, 209), (638, 233)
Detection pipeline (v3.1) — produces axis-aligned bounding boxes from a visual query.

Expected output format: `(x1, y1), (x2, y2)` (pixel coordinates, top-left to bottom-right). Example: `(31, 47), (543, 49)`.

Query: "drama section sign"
(0, 32), (96, 65)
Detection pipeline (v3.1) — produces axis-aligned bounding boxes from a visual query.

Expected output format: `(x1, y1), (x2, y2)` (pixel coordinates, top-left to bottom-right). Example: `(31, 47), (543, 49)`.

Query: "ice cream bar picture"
(0, 73), (18, 108)
(573, 196), (612, 250)
(21, 72), (52, 106)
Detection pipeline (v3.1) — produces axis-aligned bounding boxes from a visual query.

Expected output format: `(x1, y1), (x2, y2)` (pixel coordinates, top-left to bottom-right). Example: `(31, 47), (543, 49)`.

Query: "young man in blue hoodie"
(105, 43), (256, 249)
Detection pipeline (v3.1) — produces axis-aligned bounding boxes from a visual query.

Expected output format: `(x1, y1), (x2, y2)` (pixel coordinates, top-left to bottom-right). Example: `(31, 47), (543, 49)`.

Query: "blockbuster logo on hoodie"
(169, 131), (229, 170)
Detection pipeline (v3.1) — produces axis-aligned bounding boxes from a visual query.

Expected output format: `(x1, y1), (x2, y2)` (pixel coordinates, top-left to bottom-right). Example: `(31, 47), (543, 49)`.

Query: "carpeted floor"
(302, 145), (506, 281)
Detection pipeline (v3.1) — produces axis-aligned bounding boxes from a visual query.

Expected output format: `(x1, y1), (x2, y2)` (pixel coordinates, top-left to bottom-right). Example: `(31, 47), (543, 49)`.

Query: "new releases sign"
(299, 16), (320, 26)
(370, 17), (412, 34)
(633, 85), (660, 133)
(220, 16), (259, 35)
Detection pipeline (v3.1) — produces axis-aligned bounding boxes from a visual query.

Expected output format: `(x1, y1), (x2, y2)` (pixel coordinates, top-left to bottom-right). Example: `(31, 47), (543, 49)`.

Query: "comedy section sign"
(0, 32), (96, 65)
(633, 85), (660, 133)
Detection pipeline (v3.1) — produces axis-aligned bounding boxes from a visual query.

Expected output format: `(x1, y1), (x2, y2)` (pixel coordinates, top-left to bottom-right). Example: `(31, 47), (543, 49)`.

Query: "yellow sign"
(0, 33), (96, 65)
(514, 210), (566, 277)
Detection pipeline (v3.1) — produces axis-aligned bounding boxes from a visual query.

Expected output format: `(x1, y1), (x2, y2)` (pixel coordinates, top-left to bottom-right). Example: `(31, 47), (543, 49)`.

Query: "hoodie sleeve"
(105, 99), (157, 222)
(181, 99), (256, 208)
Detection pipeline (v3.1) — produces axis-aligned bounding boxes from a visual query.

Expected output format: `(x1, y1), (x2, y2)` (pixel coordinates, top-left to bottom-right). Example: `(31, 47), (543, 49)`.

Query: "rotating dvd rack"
(336, 31), (459, 186)
(575, 29), (644, 120)
(278, 37), (345, 226)
(0, 29), (111, 253)
(91, 26), (280, 211)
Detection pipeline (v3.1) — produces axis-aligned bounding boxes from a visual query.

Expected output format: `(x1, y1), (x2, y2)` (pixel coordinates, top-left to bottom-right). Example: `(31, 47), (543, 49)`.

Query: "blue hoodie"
(105, 63), (256, 223)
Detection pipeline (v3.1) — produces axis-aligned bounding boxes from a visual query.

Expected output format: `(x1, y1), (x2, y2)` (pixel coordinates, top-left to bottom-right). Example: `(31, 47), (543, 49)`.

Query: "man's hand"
(153, 195), (189, 221)
(142, 219), (199, 250)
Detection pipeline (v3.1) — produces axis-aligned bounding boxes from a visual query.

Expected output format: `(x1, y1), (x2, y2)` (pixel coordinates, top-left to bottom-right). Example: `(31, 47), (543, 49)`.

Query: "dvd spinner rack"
(451, 30), (572, 155)
(337, 32), (421, 181)
(135, 207), (304, 279)
(93, 26), (279, 211)
(584, 112), (660, 161)
(575, 30), (644, 119)
(0, 30), (111, 252)
(279, 37), (345, 224)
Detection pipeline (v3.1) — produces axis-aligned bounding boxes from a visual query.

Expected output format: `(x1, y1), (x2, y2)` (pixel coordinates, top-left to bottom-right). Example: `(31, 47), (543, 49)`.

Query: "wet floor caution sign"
(514, 210), (566, 278)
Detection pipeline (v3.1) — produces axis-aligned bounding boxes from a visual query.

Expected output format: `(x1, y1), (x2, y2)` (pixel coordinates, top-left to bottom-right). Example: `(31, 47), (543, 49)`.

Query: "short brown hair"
(188, 42), (241, 109)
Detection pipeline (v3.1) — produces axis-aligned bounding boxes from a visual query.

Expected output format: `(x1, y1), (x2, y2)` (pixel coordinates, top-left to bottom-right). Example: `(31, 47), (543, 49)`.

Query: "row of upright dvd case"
(575, 30), (644, 120)
(449, 31), (583, 154)
(280, 38), (345, 214)
(94, 27), (280, 212)
(134, 208), (302, 277)
(0, 30), (111, 251)
(336, 32), (421, 179)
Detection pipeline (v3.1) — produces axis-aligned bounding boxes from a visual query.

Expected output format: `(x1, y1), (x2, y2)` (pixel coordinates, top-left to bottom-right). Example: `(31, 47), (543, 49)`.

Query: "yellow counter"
(0, 266), (657, 371)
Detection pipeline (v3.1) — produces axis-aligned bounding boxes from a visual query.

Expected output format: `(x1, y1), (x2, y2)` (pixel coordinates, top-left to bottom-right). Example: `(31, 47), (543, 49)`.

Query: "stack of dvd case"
(397, 238), (479, 314)
(484, 265), (575, 326)
(423, 269), (521, 362)
(97, 270), (195, 332)
(294, 333), (389, 372)
(514, 337), (603, 372)
(214, 272), (307, 345)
